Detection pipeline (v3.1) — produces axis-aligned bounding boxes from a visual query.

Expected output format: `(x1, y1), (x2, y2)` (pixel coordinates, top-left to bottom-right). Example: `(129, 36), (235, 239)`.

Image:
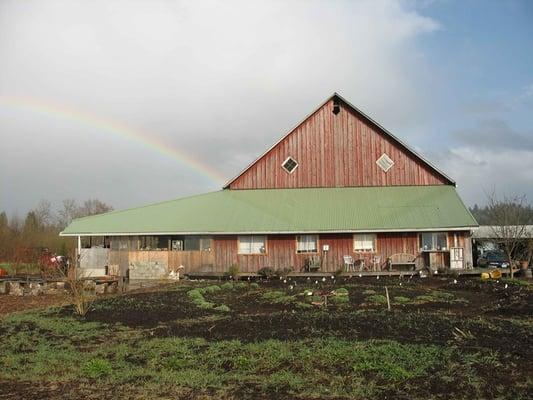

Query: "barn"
(61, 93), (478, 279)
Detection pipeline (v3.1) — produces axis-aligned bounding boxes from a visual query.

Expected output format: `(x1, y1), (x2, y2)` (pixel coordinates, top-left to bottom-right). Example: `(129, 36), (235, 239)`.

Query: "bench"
(388, 253), (417, 271)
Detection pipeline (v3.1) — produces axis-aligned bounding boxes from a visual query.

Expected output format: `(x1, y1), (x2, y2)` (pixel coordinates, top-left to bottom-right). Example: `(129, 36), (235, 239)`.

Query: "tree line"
(0, 199), (113, 262)
(469, 202), (533, 225)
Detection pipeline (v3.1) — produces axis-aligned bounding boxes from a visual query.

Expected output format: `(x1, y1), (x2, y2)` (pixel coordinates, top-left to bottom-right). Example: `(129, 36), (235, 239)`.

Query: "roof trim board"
(60, 226), (476, 237)
(223, 92), (455, 188)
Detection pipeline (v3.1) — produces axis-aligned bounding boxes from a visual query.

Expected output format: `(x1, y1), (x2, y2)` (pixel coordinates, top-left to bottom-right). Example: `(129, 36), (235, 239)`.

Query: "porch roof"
(60, 185), (477, 236)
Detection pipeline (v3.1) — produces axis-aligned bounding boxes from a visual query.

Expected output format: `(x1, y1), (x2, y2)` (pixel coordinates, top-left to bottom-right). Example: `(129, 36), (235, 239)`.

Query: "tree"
(57, 199), (80, 229)
(79, 199), (113, 217)
(486, 193), (532, 278)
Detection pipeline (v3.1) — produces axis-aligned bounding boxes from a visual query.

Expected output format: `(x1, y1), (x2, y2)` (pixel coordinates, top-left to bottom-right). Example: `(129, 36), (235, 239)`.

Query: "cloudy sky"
(0, 0), (532, 216)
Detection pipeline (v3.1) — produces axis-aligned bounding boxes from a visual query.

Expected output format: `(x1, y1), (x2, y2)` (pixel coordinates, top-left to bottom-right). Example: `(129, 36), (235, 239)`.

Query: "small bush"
(214, 304), (230, 312)
(228, 264), (240, 280)
(197, 301), (215, 309)
(203, 285), (221, 294)
(274, 267), (293, 277)
(234, 282), (248, 290)
(83, 358), (112, 379)
(258, 267), (275, 278)
(430, 291), (455, 301)
(393, 296), (410, 304)
(330, 295), (349, 304)
(187, 289), (204, 300)
(335, 288), (349, 296)
(296, 302), (313, 309)
(366, 294), (387, 304)
(262, 291), (286, 300)
(415, 295), (435, 303)
(309, 295), (323, 303)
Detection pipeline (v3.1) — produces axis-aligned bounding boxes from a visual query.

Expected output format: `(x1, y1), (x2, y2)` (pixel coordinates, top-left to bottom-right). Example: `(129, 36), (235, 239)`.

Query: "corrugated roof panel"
(61, 186), (478, 235)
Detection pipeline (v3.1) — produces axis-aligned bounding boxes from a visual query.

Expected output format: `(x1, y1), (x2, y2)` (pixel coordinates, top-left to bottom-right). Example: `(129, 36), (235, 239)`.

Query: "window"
(140, 236), (168, 250)
(354, 234), (377, 252)
(169, 236), (212, 251)
(238, 236), (266, 254)
(282, 156), (299, 173)
(296, 235), (318, 253)
(376, 153), (394, 172)
(419, 232), (448, 251)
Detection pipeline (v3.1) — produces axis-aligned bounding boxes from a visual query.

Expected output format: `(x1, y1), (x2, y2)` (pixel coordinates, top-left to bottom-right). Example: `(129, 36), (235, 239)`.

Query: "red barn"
(61, 93), (477, 279)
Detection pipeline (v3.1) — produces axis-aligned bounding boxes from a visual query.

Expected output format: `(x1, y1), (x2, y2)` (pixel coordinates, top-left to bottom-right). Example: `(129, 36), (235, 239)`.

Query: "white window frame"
(281, 156), (299, 174)
(419, 232), (448, 251)
(353, 234), (377, 252)
(238, 235), (267, 255)
(376, 153), (394, 172)
(296, 235), (319, 254)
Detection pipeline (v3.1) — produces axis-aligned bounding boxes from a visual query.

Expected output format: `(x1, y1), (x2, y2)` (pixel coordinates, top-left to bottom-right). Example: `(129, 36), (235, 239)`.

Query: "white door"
(450, 247), (464, 269)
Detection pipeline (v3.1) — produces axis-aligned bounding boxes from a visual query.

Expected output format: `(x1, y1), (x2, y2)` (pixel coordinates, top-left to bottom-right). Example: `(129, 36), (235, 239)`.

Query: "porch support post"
(77, 236), (81, 278)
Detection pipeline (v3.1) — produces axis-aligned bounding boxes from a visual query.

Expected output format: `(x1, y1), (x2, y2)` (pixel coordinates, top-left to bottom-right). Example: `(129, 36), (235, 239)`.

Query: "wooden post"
(385, 286), (391, 311)
(76, 235), (81, 279)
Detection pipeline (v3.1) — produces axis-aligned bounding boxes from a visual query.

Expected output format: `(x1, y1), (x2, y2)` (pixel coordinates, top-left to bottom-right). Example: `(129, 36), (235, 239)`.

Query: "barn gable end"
(225, 93), (453, 190)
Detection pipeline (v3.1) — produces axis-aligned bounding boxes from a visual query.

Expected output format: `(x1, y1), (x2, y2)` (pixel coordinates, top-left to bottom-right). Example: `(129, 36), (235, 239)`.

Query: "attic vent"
(332, 98), (340, 115)
(376, 153), (394, 172)
(282, 156), (299, 174)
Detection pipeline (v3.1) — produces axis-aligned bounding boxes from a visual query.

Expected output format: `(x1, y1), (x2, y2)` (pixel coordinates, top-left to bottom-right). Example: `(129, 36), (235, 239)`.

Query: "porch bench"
(388, 253), (417, 271)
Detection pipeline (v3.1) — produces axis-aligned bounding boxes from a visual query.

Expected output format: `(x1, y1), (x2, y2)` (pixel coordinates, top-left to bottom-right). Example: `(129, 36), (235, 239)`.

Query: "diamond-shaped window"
(282, 157), (299, 174)
(376, 153), (394, 172)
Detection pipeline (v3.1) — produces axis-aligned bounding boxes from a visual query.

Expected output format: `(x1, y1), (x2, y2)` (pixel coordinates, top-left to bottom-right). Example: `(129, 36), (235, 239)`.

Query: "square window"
(376, 153), (394, 172)
(238, 236), (267, 254)
(296, 235), (318, 253)
(282, 157), (299, 174)
(354, 234), (376, 252)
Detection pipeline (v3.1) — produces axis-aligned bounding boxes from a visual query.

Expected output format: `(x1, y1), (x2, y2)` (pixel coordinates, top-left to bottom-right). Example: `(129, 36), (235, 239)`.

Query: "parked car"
(478, 250), (509, 268)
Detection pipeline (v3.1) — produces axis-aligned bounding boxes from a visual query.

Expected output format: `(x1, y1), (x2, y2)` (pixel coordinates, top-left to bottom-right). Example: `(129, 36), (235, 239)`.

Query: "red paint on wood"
(228, 99), (449, 189)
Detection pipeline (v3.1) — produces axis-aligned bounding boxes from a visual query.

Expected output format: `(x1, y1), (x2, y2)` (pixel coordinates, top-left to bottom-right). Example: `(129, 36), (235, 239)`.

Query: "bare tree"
(486, 193), (532, 278)
(79, 199), (113, 217)
(57, 199), (79, 229)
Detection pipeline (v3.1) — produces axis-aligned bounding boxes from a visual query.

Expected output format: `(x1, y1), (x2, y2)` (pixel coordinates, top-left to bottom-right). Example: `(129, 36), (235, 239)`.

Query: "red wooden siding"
(213, 232), (470, 273)
(228, 99), (448, 189)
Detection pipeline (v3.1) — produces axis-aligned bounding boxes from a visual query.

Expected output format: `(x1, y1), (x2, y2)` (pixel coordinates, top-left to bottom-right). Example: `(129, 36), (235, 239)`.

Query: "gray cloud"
(0, 0), (441, 214)
(452, 119), (533, 152)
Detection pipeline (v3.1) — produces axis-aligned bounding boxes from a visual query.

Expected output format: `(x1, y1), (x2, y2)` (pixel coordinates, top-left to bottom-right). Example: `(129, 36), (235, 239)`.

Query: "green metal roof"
(60, 186), (477, 236)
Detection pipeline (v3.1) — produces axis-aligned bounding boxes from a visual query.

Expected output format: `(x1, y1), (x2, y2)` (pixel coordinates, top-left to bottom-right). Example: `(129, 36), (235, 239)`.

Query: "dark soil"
(2, 276), (532, 400)
(0, 294), (68, 315)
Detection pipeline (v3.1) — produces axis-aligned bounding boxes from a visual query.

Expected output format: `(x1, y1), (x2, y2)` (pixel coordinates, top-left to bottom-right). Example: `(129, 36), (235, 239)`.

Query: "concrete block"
(107, 282), (118, 294)
(82, 280), (96, 291)
(7, 282), (23, 296)
(95, 283), (107, 295)
(29, 282), (43, 296)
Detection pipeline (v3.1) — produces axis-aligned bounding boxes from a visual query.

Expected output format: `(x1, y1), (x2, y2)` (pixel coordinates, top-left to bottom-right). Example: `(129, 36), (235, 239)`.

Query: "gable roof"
(223, 92), (455, 188)
(61, 185), (476, 236)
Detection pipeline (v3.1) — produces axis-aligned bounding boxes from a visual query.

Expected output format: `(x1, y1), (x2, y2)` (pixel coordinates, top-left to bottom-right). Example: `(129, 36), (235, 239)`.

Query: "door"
(450, 247), (464, 269)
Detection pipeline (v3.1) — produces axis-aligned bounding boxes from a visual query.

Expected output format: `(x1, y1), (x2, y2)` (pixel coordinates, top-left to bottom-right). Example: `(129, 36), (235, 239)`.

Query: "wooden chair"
(387, 253), (417, 271)
(303, 255), (321, 272)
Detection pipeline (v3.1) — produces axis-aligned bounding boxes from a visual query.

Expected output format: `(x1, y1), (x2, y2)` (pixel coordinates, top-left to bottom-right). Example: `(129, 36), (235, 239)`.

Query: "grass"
(1, 279), (531, 399)
(366, 294), (388, 304)
(0, 262), (40, 275)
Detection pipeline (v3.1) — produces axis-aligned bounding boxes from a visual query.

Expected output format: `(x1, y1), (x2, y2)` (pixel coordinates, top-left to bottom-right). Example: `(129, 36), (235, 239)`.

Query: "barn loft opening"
(332, 98), (341, 115)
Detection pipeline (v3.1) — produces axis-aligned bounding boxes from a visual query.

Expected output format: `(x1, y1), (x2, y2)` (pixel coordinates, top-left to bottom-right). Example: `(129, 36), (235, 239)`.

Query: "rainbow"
(0, 95), (227, 184)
